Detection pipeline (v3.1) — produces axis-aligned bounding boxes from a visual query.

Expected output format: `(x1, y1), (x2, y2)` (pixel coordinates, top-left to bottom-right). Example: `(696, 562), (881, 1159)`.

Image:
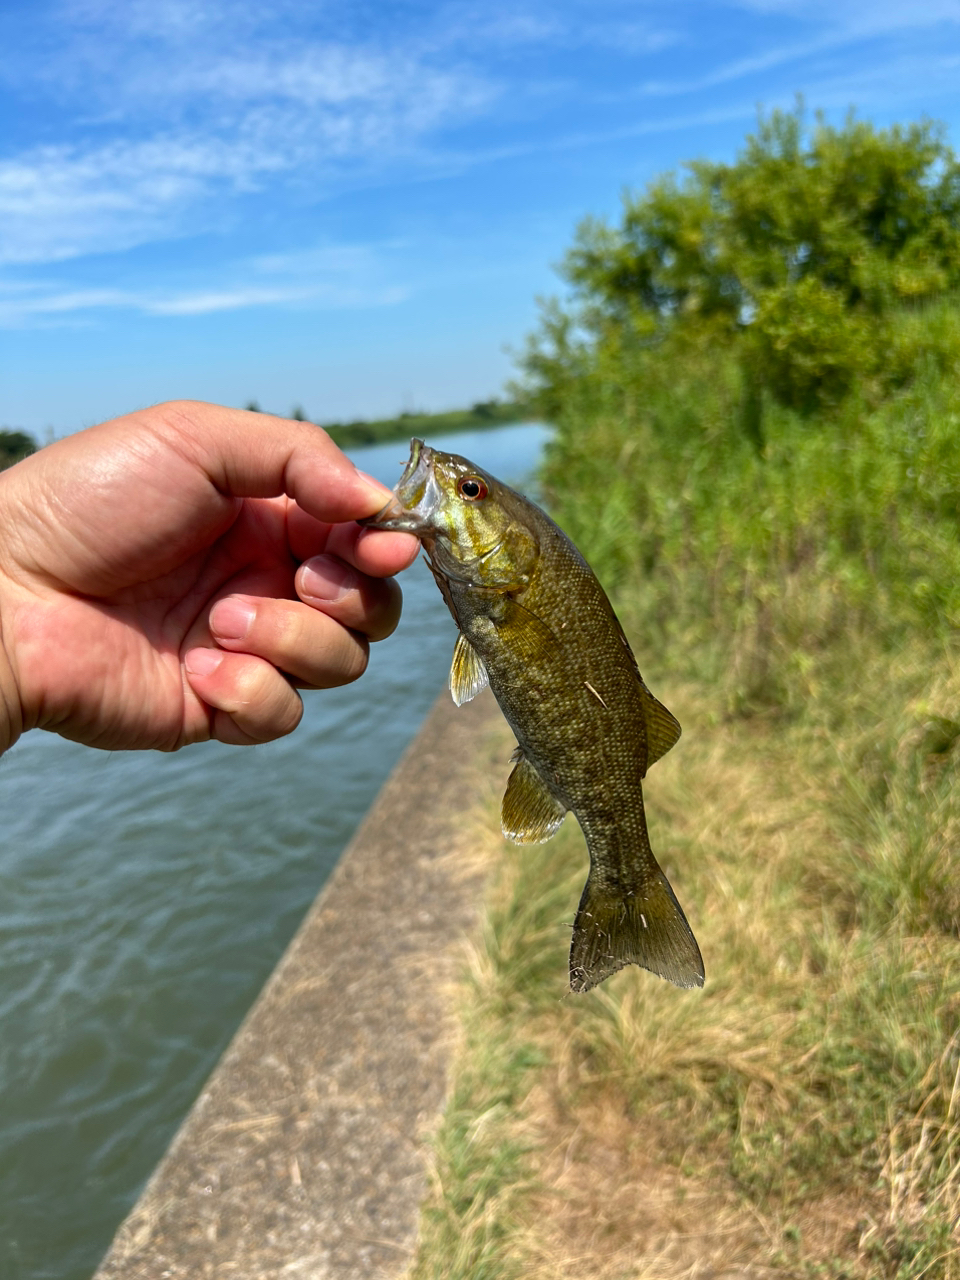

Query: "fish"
(365, 439), (704, 992)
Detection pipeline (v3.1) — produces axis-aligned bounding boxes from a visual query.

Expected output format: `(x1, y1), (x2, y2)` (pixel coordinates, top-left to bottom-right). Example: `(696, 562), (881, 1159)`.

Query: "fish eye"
(458, 477), (488, 501)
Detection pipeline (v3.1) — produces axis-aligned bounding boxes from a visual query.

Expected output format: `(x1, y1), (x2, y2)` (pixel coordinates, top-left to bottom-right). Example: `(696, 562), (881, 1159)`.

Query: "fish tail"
(569, 867), (704, 993)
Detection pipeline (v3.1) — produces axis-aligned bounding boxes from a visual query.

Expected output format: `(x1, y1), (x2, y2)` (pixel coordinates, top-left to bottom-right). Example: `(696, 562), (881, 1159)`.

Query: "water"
(0, 422), (550, 1280)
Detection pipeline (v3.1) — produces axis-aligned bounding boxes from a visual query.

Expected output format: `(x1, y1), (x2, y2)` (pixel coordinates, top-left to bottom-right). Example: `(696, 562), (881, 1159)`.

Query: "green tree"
(0, 429), (37, 470)
(521, 107), (960, 427)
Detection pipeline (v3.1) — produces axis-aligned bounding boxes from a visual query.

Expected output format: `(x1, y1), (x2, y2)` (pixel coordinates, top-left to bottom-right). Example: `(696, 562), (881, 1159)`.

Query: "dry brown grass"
(409, 644), (960, 1280)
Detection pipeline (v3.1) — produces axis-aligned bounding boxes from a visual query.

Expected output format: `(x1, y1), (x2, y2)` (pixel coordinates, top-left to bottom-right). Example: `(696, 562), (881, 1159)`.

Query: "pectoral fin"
(449, 633), (489, 706)
(491, 595), (560, 661)
(501, 751), (567, 844)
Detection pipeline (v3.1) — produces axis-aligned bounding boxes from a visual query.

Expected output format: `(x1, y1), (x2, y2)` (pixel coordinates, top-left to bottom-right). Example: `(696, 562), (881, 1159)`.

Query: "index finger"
(328, 522), (421, 578)
(154, 400), (394, 524)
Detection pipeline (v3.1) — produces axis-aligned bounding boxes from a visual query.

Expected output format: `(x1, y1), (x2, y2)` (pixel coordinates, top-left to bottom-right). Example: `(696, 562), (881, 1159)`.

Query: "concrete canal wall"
(94, 687), (501, 1280)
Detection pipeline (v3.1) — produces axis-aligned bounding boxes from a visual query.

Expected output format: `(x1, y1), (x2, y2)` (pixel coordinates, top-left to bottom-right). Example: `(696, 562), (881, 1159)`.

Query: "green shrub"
(522, 106), (960, 422)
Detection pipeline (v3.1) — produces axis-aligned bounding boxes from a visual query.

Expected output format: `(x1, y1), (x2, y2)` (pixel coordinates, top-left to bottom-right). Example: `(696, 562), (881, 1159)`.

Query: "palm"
(30, 505), (301, 751)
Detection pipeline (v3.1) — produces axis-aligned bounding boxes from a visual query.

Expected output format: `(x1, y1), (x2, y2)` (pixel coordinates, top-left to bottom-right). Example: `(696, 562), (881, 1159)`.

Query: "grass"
(410, 644), (960, 1277)
(405, 302), (960, 1277)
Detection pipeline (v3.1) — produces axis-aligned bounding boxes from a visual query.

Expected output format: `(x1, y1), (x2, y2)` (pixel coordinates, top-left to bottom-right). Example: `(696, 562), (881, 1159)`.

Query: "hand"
(0, 401), (419, 752)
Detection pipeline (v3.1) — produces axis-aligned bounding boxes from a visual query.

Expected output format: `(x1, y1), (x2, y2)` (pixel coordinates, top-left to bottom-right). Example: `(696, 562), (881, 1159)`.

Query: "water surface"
(0, 421), (549, 1280)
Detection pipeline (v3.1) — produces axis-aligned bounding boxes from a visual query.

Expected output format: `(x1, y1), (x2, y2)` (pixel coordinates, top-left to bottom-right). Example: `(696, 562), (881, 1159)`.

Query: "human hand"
(0, 401), (419, 753)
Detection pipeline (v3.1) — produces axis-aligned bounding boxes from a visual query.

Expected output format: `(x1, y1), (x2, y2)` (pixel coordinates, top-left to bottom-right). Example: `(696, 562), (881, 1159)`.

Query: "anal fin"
(501, 751), (567, 844)
(449, 633), (489, 706)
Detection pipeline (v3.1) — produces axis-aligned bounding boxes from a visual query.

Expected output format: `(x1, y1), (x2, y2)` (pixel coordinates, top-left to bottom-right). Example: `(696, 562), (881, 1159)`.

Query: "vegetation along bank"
(246, 397), (532, 448)
(408, 107), (960, 1278)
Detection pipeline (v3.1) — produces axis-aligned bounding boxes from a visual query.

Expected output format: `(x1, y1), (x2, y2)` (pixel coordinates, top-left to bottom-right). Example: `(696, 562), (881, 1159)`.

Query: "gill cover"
(369, 438), (540, 592)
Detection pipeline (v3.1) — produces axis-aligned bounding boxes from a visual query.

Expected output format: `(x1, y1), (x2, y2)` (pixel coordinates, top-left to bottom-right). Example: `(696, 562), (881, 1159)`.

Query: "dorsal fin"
(608, 612), (681, 767)
(641, 686), (681, 766)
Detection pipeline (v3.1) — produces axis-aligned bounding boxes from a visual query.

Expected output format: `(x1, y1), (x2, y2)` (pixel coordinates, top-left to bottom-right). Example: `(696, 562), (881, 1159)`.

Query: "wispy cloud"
(637, 0), (960, 100)
(0, 239), (411, 326)
(0, 135), (271, 265)
(0, 0), (497, 267)
(420, 3), (678, 57)
(0, 62), (491, 266)
(0, 280), (409, 326)
(729, 0), (960, 20)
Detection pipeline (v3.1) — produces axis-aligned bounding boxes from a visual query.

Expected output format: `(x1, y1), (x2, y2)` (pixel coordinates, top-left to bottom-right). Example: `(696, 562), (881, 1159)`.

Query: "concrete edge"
(93, 687), (503, 1280)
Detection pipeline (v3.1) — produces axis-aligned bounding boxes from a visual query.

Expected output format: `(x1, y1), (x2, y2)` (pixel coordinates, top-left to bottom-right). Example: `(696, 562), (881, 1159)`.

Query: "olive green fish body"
(368, 440), (703, 992)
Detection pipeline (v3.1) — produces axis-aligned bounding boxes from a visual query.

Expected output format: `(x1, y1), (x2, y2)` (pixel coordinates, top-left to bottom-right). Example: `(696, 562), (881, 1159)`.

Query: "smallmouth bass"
(366, 439), (703, 992)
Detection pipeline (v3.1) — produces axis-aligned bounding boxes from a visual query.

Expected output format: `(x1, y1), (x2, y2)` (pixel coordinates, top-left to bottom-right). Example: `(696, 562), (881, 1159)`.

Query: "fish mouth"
(359, 437), (439, 534)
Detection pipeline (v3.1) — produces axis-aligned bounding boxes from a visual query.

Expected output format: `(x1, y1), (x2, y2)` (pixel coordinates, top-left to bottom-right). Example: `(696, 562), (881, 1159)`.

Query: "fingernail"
(184, 648), (224, 677)
(211, 597), (256, 641)
(300, 554), (358, 602)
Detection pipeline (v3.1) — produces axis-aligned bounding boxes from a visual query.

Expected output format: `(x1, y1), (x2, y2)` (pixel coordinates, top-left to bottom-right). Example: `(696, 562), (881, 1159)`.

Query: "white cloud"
(144, 287), (316, 316)
(421, 2), (677, 58)
(0, 40), (492, 267)
(0, 136), (272, 265)
(59, 0), (224, 38)
(785, 50), (960, 113)
(0, 281), (410, 325)
(0, 0), (499, 267)
(1, 0), (956, 304)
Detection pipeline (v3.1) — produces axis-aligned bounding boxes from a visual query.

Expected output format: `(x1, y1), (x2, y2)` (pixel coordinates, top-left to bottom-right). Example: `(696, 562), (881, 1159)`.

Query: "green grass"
(407, 1007), (542, 1280)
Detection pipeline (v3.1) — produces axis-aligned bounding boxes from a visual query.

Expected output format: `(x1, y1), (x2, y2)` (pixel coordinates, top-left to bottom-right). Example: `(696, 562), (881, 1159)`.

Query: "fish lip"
(359, 438), (438, 534)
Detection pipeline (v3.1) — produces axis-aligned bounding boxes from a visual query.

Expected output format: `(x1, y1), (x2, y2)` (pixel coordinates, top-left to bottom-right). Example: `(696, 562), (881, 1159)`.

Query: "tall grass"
(539, 311), (960, 725)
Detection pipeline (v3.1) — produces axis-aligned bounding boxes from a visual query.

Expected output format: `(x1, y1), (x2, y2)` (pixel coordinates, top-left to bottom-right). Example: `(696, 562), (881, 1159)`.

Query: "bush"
(522, 106), (960, 423)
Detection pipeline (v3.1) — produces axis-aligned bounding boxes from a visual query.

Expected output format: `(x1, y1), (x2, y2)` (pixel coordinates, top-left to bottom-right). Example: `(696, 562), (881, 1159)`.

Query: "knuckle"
(341, 633), (369, 681)
(264, 600), (310, 657)
(321, 631), (368, 686)
(231, 659), (270, 705)
(368, 580), (403, 641)
(269, 691), (304, 737)
(228, 677), (303, 743)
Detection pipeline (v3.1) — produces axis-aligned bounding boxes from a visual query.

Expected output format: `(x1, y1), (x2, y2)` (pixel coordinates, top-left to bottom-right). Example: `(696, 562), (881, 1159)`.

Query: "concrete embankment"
(94, 687), (501, 1280)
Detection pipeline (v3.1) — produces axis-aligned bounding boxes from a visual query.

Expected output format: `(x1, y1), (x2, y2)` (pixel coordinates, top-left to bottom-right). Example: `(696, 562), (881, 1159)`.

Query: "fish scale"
(365, 439), (704, 992)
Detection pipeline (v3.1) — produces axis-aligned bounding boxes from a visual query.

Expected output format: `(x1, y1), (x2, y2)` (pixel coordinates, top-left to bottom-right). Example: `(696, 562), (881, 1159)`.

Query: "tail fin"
(569, 869), (704, 993)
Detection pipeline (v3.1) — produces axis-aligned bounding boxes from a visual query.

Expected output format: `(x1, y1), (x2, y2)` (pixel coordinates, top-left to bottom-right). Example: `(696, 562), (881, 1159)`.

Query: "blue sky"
(2, 0), (959, 436)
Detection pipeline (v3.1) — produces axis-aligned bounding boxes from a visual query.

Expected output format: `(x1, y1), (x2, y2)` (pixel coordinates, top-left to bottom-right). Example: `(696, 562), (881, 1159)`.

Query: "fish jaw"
(360, 438), (442, 535)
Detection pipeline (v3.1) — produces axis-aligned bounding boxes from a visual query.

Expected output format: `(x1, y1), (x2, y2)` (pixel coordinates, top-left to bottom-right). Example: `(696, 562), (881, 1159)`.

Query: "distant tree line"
(0, 429), (37, 471)
(241, 397), (531, 448)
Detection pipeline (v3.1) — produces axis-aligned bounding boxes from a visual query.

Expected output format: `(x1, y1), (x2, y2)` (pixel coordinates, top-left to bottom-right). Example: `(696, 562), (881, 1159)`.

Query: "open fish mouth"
(359, 438), (440, 534)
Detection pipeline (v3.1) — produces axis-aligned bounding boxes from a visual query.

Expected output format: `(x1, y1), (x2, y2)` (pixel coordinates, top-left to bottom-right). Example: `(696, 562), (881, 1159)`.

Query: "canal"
(0, 421), (549, 1280)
